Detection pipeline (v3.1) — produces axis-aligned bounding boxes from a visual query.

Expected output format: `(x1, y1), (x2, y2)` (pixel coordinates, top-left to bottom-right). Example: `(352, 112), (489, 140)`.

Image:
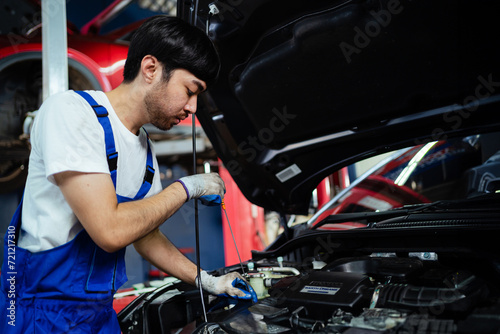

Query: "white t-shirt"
(19, 90), (162, 252)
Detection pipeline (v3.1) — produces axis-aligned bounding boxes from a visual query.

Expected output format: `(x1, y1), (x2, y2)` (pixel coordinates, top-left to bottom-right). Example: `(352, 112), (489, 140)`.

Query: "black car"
(118, 0), (500, 333)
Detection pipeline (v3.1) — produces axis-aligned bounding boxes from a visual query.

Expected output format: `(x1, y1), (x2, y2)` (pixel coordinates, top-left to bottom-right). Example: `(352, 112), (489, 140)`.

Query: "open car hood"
(178, 0), (500, 214)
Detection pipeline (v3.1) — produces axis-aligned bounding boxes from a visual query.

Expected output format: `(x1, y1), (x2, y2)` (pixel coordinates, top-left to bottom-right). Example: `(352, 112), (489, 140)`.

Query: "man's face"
(144, 68), (206, 131)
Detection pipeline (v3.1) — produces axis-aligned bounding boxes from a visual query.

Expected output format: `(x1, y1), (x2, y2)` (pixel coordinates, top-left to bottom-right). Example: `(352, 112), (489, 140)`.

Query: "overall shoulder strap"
(132, 128), (155, 200)
(74, 90), (118, 187)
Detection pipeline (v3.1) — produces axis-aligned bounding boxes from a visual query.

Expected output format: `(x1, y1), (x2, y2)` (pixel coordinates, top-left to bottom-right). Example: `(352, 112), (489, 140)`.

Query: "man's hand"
(197, 271), (257, 302)
(176, 173), (225, 201)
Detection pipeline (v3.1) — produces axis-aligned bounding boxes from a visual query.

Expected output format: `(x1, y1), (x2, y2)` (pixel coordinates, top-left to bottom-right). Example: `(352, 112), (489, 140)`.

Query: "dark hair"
(123, 16), (220, 86)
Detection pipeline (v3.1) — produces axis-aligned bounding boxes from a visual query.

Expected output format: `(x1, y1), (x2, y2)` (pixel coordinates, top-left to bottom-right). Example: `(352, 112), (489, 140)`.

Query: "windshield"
(310, 133), (500, 228)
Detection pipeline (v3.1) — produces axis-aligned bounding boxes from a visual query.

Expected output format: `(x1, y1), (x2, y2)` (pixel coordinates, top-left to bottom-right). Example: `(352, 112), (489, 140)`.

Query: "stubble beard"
(144, 86), (172, 131)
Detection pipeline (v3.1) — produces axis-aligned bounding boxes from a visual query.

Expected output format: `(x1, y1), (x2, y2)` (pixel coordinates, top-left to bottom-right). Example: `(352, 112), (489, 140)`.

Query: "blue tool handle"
(199, 194), (222, 206)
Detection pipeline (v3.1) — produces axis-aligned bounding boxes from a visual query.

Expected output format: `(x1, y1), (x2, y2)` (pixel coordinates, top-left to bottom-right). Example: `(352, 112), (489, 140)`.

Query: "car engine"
(191, 253), (497, 334)
(119, 244), (500, 333)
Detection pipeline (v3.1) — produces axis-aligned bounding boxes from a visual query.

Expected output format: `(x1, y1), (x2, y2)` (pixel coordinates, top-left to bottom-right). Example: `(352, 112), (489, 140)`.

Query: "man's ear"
(140, 55), (159, 84)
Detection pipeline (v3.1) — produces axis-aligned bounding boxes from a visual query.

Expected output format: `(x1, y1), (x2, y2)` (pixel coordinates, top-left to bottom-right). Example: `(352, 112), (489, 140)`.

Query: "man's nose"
(184, 96), (198, 114)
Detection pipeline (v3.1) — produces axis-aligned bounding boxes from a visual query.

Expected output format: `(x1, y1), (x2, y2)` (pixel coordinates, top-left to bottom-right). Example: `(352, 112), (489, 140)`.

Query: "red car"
(0, 1), (145, 192)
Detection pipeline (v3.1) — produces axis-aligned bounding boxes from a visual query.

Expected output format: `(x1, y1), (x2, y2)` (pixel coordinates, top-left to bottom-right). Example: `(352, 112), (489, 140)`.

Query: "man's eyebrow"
(192, 80), (206, 93)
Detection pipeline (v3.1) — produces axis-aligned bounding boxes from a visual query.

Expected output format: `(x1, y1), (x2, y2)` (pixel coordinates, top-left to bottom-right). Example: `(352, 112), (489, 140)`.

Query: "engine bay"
(118, 201), (500, 334)
(119, 240), (500, 334)
(193, 252), (499, 333)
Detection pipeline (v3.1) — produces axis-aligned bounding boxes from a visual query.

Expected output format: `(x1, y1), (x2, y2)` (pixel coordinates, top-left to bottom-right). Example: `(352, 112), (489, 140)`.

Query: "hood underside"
(179, 0), (500, 214)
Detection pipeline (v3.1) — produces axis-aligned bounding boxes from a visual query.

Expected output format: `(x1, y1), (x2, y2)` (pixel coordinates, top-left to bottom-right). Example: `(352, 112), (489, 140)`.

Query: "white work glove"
(196, 271), (257, 302)
(176, 173), (225, 201)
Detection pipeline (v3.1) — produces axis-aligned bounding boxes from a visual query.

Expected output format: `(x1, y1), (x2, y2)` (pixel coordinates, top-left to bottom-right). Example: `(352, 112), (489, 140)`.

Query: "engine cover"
(275, 271), (373, 319)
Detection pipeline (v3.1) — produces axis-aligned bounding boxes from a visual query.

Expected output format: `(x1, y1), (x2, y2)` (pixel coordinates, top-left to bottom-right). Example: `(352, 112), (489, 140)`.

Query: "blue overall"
(0, 91), (155, 333)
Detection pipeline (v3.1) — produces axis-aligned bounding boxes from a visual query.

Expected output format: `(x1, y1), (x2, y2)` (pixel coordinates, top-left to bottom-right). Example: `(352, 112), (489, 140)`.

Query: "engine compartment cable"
(221, 201), (246, 275)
